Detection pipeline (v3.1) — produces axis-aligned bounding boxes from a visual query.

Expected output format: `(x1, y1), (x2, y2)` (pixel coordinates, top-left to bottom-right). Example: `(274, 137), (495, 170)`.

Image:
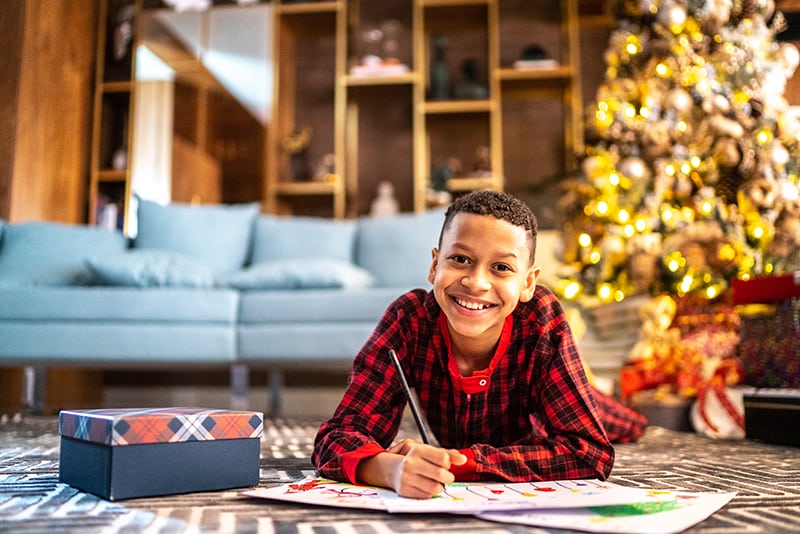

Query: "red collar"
(438, 312), (512, 394)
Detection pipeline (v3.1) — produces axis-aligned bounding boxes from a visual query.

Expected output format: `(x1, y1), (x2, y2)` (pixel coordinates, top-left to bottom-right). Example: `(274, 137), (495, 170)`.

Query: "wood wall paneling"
(8, 0), (97, 224)
(0, 1), (25, 221)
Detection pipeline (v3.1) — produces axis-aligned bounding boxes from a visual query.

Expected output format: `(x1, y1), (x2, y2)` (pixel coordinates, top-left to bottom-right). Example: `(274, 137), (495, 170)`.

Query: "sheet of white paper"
(242, 476), (385, 510)
(379, 479), (677, 514)
(477, 491), (737, 534)
(244, 476), (681, 515)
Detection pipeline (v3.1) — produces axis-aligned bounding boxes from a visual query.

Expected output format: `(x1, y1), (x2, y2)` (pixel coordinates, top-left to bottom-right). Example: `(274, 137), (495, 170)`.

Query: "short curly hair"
(438, 190), (538, 265)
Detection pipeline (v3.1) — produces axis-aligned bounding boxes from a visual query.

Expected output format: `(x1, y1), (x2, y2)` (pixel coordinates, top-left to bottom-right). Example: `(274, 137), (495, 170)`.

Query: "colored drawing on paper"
(588, 499), (681, 517)
(243, 476), (385, 510)
(478, 491), (736, 534)
(380, 479), (675, 514)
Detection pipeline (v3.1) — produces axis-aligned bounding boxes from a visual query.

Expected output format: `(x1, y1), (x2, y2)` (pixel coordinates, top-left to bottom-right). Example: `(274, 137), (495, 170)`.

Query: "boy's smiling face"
(428, 212), (540, 348)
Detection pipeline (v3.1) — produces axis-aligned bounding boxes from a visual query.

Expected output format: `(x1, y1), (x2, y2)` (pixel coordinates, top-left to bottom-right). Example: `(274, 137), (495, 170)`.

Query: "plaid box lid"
(59, 407), (263, 446)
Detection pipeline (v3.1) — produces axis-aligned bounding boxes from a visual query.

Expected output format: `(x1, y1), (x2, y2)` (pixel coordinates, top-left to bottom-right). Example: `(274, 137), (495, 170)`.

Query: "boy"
(312, 190), (646, 499)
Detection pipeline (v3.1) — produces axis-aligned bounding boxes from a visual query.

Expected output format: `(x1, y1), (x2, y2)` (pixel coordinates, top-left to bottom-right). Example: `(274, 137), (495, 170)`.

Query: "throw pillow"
(355, 210), (445, 288)
(250, 216), (357, 264)
(85, 250), (217, 288)
(0, 222), (128, 286)
(221, 257), (374, 290)
(134, 198), (259, 274)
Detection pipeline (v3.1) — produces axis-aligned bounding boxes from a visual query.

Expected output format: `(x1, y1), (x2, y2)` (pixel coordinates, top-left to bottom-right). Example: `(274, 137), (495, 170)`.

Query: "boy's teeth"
(456, 297), (488, 310)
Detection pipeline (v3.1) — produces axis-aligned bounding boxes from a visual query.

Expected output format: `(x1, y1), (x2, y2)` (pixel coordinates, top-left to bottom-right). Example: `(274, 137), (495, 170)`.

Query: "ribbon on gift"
(694, 358), (745, 435)
(621, 295), (683, 397)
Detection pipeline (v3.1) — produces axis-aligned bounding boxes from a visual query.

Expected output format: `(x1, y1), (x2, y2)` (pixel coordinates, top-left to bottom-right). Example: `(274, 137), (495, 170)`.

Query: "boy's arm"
(312, 291), (428, 484)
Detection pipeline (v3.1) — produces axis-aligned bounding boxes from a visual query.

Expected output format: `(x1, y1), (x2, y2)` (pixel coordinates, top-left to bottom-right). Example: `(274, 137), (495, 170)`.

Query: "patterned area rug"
(1, 414), (798, 533)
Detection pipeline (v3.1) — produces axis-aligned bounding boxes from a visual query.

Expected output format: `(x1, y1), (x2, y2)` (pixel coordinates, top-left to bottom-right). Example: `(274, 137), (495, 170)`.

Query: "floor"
(2, 416), (799, 533)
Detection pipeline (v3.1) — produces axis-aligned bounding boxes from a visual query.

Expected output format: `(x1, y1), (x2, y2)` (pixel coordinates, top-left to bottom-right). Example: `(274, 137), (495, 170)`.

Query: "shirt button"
(479, 379), (487, 387)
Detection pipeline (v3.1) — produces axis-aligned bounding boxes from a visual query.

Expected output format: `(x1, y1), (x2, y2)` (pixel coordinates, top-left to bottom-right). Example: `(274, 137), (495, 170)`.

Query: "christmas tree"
(557, 0), (800, 306)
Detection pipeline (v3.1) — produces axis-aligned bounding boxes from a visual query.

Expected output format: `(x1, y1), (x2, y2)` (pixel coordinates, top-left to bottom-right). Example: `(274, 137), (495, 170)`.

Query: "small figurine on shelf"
(113, 5), (135, 63)
(350, 19), (409, 77)
(370, 181), (400, 218)
(380, 19), (402, 62)
(471, 145), (492, 177)
(427, 157), (460, 207)
(453, 58), (488, 100)
(430, 35), (451, 100)
(313, 153), (336, 183)
(281, 127), (313, 181)
(513, 44), (558, 70)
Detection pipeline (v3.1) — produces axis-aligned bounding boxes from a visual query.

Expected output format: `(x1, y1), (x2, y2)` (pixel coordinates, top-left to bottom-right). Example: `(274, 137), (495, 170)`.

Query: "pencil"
(388, 349), (435, 446)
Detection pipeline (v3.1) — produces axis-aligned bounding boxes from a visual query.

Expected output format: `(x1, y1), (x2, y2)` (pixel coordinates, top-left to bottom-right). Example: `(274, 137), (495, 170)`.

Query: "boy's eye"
(494, 264), (513, 273)
(450, 255), (470, 264)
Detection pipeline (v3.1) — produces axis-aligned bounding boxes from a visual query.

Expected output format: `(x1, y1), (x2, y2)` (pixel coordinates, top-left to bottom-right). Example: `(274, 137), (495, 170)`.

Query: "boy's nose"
(462, 267), (491, 291)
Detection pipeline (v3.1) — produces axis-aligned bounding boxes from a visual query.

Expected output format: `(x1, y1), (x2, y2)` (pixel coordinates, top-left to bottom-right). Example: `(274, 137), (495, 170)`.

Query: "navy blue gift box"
(59, 407), (263, 500)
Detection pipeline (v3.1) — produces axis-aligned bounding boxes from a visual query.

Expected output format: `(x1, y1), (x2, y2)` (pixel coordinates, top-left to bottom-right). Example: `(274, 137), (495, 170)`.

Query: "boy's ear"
(428, 248), (439, 285)
(520, 265), (541, 302)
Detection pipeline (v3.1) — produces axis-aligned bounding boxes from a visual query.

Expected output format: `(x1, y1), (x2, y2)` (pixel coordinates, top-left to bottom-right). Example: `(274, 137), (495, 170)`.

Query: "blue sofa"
(0, 199), (445, 413)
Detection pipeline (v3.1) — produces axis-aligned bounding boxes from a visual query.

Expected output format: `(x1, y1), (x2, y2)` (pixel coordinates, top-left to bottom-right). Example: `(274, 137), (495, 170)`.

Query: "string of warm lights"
(557, 0), (800, 306)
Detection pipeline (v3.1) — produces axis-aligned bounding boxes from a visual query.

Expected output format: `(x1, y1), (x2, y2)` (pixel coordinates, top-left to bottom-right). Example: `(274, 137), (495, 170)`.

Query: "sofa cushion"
(134, 198), (259, 274)
(0, 286), (238, 323)
(355, 210), (444, 288)
(238, 286), (402, 323)
(85, 250), (217, 288)
(221, 258), (373, 290)
(0, 222), (127, 286)
(238, 323), (377, 363)
(250, 216), (356, 264)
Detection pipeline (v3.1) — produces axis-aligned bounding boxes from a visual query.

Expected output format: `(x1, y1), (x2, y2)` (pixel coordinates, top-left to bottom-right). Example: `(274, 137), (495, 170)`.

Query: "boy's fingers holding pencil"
(395, 447), (455, 498)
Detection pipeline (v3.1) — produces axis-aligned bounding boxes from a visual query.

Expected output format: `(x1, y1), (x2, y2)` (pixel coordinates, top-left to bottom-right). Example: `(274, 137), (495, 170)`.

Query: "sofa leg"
(268, 369), (284, 417)
(230, 364), (249, 411)
(22, 366), (46, 415)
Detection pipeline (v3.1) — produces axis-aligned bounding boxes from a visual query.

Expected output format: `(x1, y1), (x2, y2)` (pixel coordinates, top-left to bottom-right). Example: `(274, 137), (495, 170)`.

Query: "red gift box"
(732, 272), (800, 304)
(733, 274), (800, 389)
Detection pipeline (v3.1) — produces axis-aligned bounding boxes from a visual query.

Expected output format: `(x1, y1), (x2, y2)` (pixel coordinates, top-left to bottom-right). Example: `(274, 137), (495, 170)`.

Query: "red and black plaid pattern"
(59, 407), (263, 446)
(314, 288), (643, 484)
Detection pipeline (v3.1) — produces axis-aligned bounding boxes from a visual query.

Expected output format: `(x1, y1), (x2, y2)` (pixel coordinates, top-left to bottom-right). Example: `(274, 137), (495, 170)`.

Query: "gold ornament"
(618, 156), (650, 182)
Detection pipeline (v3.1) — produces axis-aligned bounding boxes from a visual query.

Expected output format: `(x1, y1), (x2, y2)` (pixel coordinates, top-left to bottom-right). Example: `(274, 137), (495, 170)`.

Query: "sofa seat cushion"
(238, 323), (377, 363)
(0, 322), (236, 364)
(238, 287), (405, 323)
(0, 287), (239, 323)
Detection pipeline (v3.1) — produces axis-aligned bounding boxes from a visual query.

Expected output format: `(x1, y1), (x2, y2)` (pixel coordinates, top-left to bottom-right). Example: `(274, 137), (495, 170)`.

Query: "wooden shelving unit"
(89, 0), (139, 234)
(266, 0), (346, 218)
(269, 0), (584, 220)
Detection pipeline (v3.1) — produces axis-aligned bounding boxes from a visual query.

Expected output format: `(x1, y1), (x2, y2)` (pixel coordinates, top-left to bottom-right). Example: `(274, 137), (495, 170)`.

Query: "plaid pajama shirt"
(313, 286), (646, 484)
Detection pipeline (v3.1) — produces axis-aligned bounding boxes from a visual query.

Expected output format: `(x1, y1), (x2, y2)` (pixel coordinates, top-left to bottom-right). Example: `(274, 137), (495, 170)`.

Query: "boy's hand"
(358, 439), (467, 499)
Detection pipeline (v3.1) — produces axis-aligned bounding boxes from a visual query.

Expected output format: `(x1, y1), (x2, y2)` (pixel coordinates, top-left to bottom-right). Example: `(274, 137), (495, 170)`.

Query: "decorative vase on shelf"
(430, 35), (450, 100)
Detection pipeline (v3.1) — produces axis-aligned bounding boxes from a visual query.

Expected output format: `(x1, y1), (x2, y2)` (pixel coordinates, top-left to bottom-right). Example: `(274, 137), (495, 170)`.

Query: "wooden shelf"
(343, 73), (418, 87)
(97, 170), (128, 182)
(418, 0), (492, 6)
(275, 1), (341, 15)
(421, 99), (493, 114)
(447, 176), (501, 191)
(496, 66), (574, 82)
(274, 180), (338, 195)
(100, 81), (134, 92)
